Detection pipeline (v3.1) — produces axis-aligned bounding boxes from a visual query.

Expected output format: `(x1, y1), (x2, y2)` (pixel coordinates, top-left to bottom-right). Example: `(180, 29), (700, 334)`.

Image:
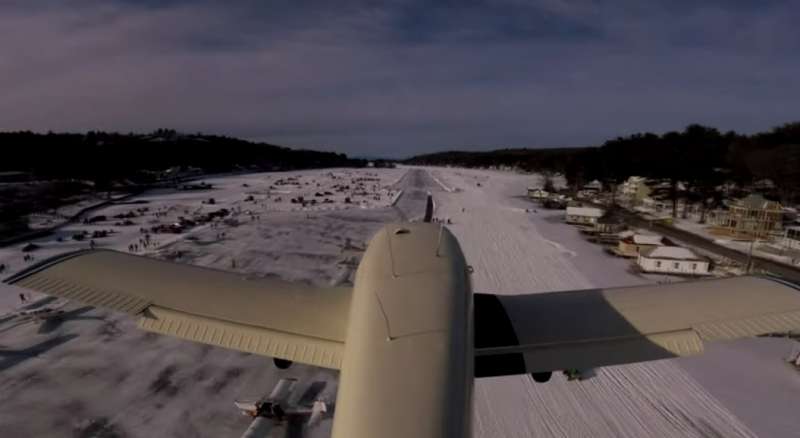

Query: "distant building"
(583, 180), (603, 192)
(576, 189), (599, 200)
(714, 194), (782, 239)
(616, 234), (665, 257)
(642, 197), (670, 211)
(617, 176), (651, 206)
(637, 246), (711, 275)
(527, 188), (549, 200)
(565, 207), (604, 225)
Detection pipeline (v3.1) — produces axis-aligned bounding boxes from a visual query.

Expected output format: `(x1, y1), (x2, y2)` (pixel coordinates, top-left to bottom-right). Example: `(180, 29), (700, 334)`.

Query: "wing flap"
(14, 273), (151, 315)
(139, 307), (343, 369)
(695, 310), (800, 341)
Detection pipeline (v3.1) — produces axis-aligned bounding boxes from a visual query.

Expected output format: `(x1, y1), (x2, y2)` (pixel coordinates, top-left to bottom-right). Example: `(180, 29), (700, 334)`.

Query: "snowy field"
(0, 167), (409, 438)
(1, 166), (799, 437)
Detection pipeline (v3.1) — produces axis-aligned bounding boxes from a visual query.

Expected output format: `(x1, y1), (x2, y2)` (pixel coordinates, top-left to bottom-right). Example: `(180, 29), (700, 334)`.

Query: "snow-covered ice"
(1, 165), (799, 437)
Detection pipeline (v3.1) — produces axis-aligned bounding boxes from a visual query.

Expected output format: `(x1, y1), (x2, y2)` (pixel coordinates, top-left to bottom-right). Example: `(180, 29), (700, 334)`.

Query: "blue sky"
(2, 1), (798, 157)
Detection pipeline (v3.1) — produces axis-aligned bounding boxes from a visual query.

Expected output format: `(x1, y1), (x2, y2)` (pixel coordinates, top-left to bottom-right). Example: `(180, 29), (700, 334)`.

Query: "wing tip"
(3, 249), (97, 285)
(759, 274), (800, 292)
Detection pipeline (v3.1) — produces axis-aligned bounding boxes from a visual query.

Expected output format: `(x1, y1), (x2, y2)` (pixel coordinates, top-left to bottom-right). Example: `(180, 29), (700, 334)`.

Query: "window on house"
(692, 263), (697, 270)
(655, 261), (661, 268)
(673, 262), (679, 269)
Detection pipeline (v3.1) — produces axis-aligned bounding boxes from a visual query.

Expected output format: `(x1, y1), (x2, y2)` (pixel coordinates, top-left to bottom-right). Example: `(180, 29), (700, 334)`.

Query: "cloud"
(1, 1), (798, 157)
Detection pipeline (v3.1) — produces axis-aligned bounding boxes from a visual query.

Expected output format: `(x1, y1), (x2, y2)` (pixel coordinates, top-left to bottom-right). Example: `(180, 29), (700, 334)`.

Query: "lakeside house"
(527, 187), (549, 200)
(565, 206), (604, 225)
(616, 234), (666, 257)
(783, 226), (800, 251)
(713, 194), (782, 239)
(637, 246), (711, 275)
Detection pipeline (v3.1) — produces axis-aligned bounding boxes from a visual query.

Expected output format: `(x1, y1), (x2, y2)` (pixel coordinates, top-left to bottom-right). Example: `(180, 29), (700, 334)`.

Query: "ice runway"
(428, 167), (798, 438)
(1, 166), (798, 437)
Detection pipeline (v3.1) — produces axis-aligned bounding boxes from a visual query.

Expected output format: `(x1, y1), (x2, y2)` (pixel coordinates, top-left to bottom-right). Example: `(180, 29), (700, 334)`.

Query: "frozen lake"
(1, 166), (798, 437)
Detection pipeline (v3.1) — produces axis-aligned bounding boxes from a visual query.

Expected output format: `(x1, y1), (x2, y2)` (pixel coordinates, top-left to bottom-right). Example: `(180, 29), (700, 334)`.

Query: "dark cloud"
(1, 1), (798, 157)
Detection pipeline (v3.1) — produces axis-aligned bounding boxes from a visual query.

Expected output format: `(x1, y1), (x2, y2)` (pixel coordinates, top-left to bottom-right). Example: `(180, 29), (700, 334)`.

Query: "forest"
(406, 122), (800, 203)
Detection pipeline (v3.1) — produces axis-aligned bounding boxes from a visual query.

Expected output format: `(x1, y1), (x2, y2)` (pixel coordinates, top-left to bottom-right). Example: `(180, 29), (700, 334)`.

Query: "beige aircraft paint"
(332, 223), (472, 438)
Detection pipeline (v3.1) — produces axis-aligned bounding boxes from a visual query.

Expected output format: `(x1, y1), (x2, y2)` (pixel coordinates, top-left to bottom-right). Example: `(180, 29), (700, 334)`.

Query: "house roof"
(640, 246), (706, 261)
(732, 194), (781, 211)
(566, 207), (604, 217)
(631, 234), (663, 245)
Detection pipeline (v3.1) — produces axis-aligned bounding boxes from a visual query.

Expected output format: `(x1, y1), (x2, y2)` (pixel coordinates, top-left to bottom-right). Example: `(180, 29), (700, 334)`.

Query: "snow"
(631, 234), (664, 246)
(641, 246), (704, 260)
(0, 167), (410, 438)
(1, 165), (799, 437)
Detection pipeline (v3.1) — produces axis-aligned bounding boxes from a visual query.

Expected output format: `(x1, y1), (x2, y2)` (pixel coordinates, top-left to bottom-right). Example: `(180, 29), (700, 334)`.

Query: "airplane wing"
(475, 275), (800, 377)
(4, 250), (350, 369)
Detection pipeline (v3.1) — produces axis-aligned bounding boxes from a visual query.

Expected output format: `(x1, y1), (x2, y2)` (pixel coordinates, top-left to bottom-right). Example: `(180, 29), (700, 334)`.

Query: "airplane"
(235, 377), (329, 437)
(4, 199), (800, 438)
(14, 300), (67, 321)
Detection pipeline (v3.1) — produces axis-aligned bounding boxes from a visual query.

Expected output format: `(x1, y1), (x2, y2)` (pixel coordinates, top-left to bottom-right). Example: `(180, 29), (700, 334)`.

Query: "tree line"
(0, 129), (366, 187)
(405, 122), (800, 204)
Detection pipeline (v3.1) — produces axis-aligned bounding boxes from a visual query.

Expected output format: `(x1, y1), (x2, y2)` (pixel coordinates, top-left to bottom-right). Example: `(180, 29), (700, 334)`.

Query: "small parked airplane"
(235, 377), (328, 437)
(5, 201), (800, 437)
(15, 301), (67, 321)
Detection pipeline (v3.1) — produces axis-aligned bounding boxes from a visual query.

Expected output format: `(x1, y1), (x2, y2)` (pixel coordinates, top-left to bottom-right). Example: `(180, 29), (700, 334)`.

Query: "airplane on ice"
(235, 377), (328, 437)
(5, 198), (800, 438)
(14, 300), (67, 321)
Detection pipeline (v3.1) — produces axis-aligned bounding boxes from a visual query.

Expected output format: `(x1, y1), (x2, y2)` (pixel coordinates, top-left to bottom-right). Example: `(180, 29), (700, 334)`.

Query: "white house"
(783, 226), (800, 251)
(637, 246), (711, 275)
(617, 176), (651, 206)
(565, 207), (605, 225)
(527, 187), (549, 200)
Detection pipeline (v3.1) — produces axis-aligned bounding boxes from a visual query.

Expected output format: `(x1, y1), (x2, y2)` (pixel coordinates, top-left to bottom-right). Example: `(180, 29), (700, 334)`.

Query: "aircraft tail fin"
(423, 193), (434, 222)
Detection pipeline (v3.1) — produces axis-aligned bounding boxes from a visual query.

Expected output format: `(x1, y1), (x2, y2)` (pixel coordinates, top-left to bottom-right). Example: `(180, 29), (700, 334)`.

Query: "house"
(617, 176), (651, 206)
(616, 234), (665, 257)
(543, 197), (569, 210)
(637, 246), (711, 275)
(565, 207), (604, 225)
(594, 211), (626, 234)
(527, 187), (549, 200)
(783, 226), (800, 251)
(641, 197), (670, 212)
(714, 194), (782, 238)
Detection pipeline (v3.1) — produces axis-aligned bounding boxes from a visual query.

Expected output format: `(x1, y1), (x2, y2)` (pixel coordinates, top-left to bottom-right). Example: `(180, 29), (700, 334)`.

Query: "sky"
(2, 1), (798, 158)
